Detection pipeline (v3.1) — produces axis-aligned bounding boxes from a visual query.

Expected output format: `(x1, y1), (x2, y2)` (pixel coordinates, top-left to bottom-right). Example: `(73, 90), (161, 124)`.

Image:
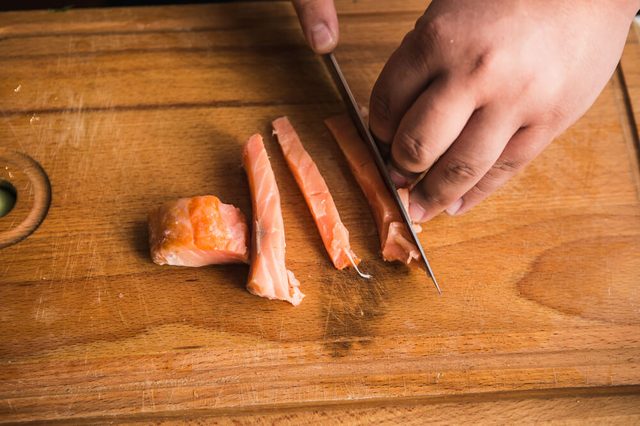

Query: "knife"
(323, 53), (441, 294)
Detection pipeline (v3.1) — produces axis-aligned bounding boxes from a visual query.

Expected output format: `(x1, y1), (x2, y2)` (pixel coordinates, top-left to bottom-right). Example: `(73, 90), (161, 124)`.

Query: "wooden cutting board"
(1, 1), (639, 422)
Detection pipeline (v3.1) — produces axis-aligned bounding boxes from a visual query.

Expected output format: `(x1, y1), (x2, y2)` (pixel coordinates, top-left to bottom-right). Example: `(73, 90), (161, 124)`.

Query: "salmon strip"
(325, 114), (420, 264)
(272, 116), (367, 275)
(148, 195), (249, 266)
(243, 133), (304, 306)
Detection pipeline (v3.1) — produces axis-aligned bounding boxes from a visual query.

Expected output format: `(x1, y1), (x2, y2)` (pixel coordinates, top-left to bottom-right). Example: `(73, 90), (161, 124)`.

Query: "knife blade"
(323, 53), (441, 294)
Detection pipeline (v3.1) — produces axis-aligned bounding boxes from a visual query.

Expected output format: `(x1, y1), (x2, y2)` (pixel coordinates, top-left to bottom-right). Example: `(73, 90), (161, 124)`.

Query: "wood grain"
(0, 1), (639, 423)
(19, 390), (639, 425)
(115, 392), (640, 425)
(620, 20), (640, 190)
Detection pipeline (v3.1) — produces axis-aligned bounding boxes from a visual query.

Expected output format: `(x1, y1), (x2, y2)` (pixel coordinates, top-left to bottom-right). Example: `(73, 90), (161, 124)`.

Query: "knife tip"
(433, 278), (442, 295)
(424, 264), (442, 295)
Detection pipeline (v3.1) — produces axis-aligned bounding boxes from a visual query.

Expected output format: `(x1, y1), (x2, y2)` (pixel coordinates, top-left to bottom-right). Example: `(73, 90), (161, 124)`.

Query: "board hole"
(0, 180), (17, 218)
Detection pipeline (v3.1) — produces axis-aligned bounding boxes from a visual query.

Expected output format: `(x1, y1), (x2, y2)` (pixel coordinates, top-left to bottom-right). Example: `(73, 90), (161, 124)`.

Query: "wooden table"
(1, 2), (639, 423)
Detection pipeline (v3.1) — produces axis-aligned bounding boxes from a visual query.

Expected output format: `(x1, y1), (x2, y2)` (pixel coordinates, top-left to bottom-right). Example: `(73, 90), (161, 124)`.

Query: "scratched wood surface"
(0, 1), (639, 423)
(111, 392), (640, 425)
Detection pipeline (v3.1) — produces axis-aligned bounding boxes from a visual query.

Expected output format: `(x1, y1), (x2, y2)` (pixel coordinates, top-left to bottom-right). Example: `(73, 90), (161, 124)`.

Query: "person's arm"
(295, 0), (640, 222)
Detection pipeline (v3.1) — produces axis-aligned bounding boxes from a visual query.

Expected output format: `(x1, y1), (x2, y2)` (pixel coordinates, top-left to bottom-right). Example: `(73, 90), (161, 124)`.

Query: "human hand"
(369, 0), (640, 222)
(292, 0), (339, 53)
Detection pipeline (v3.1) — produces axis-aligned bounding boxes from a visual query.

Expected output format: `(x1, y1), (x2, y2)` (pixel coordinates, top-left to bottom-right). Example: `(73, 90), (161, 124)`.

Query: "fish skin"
(243, 133), (303, 306)
(148, 195), (249, 267)
(325, 114), (420, 265)
(272, 116), (361, 270)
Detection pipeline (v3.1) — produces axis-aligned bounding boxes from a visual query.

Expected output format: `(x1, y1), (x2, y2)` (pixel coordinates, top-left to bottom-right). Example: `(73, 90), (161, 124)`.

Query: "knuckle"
(442, 159), (483, 183)
(469, 49), (501, 78)
(468, 181), (492, 198)
(418, 189), (446, 208)
(402, 17), (447, 71)
(492, 158), (522, 173)
(394, 132), (436, 170)
(414, 16), (447, 47)
(401, 30), (431, 72)
(539, 104), (568, 129)
(469, 170), (508, 200)
(369, 90), (392, 124)
(369, 90), (394, 143)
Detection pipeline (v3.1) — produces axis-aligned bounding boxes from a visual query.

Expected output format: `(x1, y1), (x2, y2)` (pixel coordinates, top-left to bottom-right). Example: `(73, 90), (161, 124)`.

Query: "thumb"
(292, 0), (339, 54)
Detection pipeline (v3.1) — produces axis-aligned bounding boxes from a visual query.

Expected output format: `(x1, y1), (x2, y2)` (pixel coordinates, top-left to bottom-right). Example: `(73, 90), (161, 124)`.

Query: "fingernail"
(445, 198), (463, 216)
(409, 201), (426, 223)
(310, 24), (334, 52)
(389, 167), (409, 187)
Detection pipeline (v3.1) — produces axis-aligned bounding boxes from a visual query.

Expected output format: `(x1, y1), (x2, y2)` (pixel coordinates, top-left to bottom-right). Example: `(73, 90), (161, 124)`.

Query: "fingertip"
(388, 164), (411, 187)
(409, 184), (447, 223)
(292, 0), (339, 53)
(408, 200), (427, 223)
(309, 23), (337, 53)
(408, 188), (438, 223)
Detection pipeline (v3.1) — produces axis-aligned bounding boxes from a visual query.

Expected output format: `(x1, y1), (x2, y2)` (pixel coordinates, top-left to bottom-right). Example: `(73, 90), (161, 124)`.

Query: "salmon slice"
(148, 195), (249, 266)
(272, 116), (367, 276)
(325, 114), (420, 264)
(243, 133), (304, 306)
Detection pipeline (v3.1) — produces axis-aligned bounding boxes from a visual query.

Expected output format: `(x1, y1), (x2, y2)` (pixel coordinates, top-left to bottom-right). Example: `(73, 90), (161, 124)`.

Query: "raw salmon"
(272, 116), (367, 276)
(243, 133), (304, 306)
(325, 114), (420, 264)
(148, 195), (249, 266)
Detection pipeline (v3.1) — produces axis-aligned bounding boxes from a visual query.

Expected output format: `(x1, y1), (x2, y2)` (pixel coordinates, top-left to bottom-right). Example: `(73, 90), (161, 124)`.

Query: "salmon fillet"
(272, 116), (364, 273)
(325, 114), (420, 264)
(148, 195), (249, 266)
(243, 133), (304, 306)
